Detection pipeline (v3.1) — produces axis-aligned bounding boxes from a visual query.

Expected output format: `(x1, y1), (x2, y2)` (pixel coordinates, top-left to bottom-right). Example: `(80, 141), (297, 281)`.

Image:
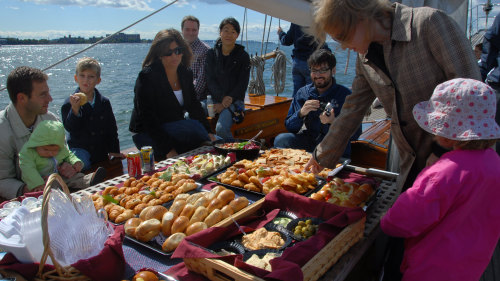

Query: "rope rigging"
(248, 55), (266, 96)
(271, 49), (287, 95)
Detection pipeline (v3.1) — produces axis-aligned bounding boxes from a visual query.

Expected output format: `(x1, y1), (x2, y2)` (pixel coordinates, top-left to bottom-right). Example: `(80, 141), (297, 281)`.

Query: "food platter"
(125, 233), (173, 256)
(208, 171), (325, 198)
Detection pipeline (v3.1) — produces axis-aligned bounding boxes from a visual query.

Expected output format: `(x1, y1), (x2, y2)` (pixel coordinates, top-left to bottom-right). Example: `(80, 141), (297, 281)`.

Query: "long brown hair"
(142, 29), (193, 68)
(312, 0), (392, 46)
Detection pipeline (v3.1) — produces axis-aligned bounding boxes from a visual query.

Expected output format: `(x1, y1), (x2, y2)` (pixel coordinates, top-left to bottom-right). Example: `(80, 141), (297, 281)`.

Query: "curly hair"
(142, 29), (192, 68)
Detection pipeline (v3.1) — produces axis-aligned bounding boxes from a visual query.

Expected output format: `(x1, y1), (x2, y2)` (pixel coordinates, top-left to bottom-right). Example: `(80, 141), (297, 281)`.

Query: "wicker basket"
(185, 198), (366, 281)
(35, 173), (91, 281)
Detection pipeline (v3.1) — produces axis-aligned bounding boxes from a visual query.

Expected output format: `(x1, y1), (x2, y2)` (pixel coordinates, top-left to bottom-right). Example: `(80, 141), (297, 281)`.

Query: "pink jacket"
(381, 148), (500, 281)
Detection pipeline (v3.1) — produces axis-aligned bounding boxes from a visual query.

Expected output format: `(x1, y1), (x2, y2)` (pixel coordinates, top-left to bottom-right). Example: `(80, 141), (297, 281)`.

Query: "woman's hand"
(304, 157), (324, 174)
(320, 109), (335, 124)
(222, 96), (233, 108)
(214, 103), (225, 114)
(208, 133), (217, 142)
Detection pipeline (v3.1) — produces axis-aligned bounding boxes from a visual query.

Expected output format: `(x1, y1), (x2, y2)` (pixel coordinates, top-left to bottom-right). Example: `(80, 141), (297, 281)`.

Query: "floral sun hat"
(413, 78), (500, 141)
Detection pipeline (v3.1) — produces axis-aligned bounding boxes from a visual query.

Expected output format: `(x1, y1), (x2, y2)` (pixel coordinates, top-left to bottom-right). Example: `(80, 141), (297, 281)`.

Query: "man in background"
(478, 12), (500, 154)
(181, 15), (211, 112)
(278, 23), (331, 96)
(274, 49), (361, 157)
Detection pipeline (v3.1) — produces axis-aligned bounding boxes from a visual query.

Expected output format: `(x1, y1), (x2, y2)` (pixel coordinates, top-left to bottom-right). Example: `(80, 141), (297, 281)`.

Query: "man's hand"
(299, 100), (320, 117)
(73, 161), (83, 173)
(319, 108), (335, 124)
(58, 162), (77, 178)
(108, 152), (126, 160)
(69, 94), (82, 116)
(304, 157), (324, 174)
(208, 133), (217, 142)
(214, 103), (225, 114)
(277, 26), (283, 35)
(221, 96), (233, 108)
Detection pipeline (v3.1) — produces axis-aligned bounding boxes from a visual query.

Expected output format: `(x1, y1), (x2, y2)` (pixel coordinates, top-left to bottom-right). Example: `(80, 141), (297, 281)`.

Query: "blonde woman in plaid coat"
(306, 0), (481, 192)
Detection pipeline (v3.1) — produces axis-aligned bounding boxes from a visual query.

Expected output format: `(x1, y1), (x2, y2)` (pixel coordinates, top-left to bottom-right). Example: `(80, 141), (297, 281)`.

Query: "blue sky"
(0, 0), (291, 41)
(0, 0), (498, 41)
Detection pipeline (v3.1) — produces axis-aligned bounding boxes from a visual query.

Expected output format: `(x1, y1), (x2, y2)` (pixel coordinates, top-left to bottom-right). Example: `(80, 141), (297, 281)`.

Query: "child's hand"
(58, 162), (77, 178)
(73, 162), (83, 173)
(69, 94), (82, 115)
(23, 184), (44, 194)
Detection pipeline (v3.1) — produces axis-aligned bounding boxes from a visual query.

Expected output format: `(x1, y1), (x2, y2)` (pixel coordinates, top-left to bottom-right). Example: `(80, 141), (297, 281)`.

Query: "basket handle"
(37, 173), (75, 278)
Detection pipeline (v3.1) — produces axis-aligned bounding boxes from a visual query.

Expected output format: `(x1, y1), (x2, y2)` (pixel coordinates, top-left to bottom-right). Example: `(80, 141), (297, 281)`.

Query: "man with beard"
(274, 49), (361, 156)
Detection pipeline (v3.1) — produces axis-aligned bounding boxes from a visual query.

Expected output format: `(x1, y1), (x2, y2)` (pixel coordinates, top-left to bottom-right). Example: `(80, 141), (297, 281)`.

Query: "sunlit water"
(0, 42), (356, 150)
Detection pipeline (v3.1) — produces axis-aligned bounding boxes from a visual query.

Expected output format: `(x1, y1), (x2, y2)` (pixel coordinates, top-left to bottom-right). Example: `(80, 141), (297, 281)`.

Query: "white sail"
(227, 0), (468, 31)
(227, 0), (314, 27)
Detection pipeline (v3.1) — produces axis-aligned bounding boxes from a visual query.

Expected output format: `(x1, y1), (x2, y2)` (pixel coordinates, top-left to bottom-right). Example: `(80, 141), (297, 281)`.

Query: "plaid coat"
(314, 3), (481, 191)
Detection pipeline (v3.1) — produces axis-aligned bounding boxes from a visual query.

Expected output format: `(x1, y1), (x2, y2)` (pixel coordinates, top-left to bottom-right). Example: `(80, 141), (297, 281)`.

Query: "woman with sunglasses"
(304, 0), (482, 280)
(205, 17), (250, 140)
(129, 29), (216, 160)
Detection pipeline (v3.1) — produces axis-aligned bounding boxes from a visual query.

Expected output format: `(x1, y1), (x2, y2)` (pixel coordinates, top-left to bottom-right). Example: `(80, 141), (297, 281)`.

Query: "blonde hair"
(142, 29), (192, 68)
(313, 0), (392, 46)
(76, 57), (101, 78)
(455, 139), (499, 151)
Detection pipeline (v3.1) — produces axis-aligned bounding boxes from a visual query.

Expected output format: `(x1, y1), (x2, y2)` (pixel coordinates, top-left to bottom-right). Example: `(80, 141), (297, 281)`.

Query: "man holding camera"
(274, 49), (361, 156)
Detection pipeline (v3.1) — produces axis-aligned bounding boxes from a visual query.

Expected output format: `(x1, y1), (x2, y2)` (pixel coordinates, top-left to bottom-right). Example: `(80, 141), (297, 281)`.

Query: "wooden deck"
(207, 95), (292, 145)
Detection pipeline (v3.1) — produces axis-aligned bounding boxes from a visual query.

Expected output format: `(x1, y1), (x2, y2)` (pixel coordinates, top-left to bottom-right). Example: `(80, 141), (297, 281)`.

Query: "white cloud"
(18, 0), (154, 11)
(7, 6), (20, 10)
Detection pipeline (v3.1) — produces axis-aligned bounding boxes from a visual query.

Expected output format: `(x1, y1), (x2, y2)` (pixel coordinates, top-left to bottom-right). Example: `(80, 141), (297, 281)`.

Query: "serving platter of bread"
(123, 186), (251, 255)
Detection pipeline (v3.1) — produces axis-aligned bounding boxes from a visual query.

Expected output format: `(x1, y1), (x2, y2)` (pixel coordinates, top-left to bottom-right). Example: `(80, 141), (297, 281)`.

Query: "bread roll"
(124, 217), (143, 237)
(189, 206), (209, 224)
(229, 197), (249, 213)
(115, 209), (134, 224)
(185, 222), (208, 236)
(133, 271), (159, 281)
(220, 205), (234, 218)
(74, 92), (87, 105)
(171, 216), (190, 234)
(207, 198), (225, 213)
(208, 185), (225, 199)
(169, 200), (187, 217)
(135, 219), (161, 242)
(173, 193), (190, 204)
(161, 211), (177, 236)
(179, 203), (196, 218)
(186, 193), (204, 205)
(204, 209), (223, 227)
(139, 205), (168, 221)
(217, 189), (235, 205)
(162, 232), (186, 252)
(193, 196), (210, 208)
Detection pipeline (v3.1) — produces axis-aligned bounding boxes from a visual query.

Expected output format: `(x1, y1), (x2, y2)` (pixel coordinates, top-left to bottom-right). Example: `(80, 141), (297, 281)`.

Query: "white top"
(173, 90), (184, 106)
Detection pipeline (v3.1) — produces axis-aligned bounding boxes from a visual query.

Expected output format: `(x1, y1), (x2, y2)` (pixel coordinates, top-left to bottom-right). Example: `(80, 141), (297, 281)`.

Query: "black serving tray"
(125, 232), (173, 256)
(208, 171), (325, 198)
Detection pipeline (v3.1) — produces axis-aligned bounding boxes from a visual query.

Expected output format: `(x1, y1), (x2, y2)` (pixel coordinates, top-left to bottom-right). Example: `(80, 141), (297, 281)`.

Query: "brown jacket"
(314, 3), (481, 191)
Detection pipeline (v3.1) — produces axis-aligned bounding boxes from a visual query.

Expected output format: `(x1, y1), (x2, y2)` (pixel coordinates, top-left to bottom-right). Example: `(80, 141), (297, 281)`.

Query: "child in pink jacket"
(381, 78), (500, 281)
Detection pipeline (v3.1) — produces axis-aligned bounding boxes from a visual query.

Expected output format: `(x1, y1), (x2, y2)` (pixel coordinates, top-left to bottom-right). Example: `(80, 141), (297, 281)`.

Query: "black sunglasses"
(163, 47), (183, 56)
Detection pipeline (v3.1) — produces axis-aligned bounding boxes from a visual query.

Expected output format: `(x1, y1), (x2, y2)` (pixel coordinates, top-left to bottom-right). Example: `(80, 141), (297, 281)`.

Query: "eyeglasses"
(310, 67), (331, 74)
(162, 47), (183, 56)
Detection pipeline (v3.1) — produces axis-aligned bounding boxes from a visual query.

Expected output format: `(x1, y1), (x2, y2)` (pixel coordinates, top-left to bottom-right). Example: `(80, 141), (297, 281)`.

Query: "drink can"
(127, 151), (142, 177)
(141, 146), (155, 173)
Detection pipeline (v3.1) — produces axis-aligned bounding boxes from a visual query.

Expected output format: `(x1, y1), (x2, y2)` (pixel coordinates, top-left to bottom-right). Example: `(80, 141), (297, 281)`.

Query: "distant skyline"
(0, 0), (499, 41)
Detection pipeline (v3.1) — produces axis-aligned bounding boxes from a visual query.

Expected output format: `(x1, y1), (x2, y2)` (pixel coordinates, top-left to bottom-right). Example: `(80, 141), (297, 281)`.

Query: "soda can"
(141, 146), (155, 173)
(127, 151), (142, 177)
